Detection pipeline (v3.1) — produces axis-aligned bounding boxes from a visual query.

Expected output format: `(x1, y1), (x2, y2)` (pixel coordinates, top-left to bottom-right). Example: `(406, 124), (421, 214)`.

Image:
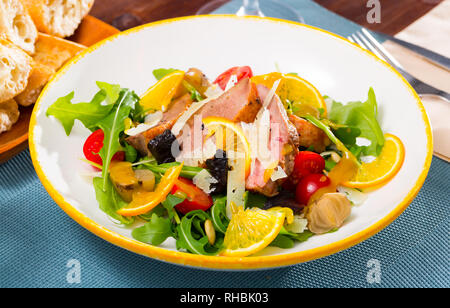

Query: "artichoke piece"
(306, 193), (351, 234)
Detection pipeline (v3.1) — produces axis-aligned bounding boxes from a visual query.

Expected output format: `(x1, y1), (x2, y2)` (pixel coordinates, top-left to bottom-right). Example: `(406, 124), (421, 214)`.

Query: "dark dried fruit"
(264, 191), (305, 214)
(147, 129), (180, 164)
(205, 150), (229, 194)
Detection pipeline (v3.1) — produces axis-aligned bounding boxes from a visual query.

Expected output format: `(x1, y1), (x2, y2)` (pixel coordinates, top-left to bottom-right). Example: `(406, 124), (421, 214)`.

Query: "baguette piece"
(32, 33), (86, 70)
(0, 98), (20, 134)
(0, 38), (33, 103)
(0, 0), (38, 54)
(20, 0), (95, 38)
(15, 33), (86, 106)
(15, 62), (54, 106)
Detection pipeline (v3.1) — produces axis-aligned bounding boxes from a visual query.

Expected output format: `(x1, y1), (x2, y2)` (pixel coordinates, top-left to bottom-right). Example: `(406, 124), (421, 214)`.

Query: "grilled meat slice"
(289, 114), (330, 153)
(126, 93), (193, 156)
(245, 84), (300, 197)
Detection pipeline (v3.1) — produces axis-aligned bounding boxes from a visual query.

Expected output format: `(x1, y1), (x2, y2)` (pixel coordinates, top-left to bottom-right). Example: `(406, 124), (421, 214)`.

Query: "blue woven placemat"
(1, 0), (449, 288)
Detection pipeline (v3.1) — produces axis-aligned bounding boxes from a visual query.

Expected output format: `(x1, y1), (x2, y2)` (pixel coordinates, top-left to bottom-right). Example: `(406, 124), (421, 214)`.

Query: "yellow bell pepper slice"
(140, 70), (185, 113)
(117, 163), (183, 217)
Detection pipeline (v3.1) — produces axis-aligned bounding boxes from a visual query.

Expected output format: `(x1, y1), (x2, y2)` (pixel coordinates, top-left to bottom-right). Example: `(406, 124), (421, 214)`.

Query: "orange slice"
(221, 205), (286, 257)
(117, 163), (183, 217)
(251, 72), (327, 117)
(202, 117), (252, 178)
(140, 70), (185, 112)
(343, 134), (405, 189)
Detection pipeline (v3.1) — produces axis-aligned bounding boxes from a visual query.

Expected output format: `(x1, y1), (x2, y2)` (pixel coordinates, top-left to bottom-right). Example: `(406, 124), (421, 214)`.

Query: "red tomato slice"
(172, 178), (213, 214)
(295, 173), (330, 205)
(83, 129), (125, 168)
(214, 66), (253, 90)
(292, 151), (325, 184)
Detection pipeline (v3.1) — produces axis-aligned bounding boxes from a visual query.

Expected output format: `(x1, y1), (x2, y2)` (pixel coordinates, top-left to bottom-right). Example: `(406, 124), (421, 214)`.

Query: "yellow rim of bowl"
(29, 15), (433, 270)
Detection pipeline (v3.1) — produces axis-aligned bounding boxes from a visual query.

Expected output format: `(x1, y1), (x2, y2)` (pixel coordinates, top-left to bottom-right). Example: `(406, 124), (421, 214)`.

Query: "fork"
(348, 28), (450, 101)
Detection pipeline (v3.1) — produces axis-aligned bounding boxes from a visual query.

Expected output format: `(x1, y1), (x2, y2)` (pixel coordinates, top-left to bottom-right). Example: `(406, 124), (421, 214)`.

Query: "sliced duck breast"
(245, 84), (300, 197)
(126, 93), (193, 156)
(176, 78), (262, 166)
(289, 114), (330, 152)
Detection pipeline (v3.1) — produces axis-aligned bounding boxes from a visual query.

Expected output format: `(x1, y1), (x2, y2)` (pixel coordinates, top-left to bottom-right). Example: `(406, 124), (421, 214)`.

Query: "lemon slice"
(251, 72), (327, 117)
(203, 117), (252, 178)
(140, 70), (185, 112)
(221, 205), (286, 257)
(268, 207), (294, 225)
(343, 134), (405, 189)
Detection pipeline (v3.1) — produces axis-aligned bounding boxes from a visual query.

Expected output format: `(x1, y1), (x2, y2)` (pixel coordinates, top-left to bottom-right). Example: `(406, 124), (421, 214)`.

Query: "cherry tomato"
(172, 178), (213, 214)
(292, 151), (325, 184)
(83, 129), (125, 168)
(296, 173), (331, 205)
(214, 66), (253, 90)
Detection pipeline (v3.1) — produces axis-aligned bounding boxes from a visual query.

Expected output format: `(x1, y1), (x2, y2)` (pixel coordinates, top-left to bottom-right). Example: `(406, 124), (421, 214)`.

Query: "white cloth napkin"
(382, 0), (450, 161)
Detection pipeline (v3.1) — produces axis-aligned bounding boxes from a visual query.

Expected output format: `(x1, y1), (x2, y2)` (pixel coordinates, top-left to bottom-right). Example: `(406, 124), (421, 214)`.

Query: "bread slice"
(15, 33), (86, 106)
(0, 98), (20, 134)
(32, 33), (86, 70)
(15, 62), (54, 106)
(0, 38), (33, 103)
(20, 0), (95, 38)
(0, 0), (38, 54)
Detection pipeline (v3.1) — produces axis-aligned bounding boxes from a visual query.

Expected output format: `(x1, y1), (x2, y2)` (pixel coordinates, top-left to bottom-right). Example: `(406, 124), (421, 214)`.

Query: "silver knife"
(376, 32), (450, 71)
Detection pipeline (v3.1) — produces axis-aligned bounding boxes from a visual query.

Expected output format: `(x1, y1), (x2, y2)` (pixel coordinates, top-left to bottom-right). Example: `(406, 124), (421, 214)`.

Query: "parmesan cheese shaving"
(337, 186), (368, 206)
(204, 84), (224, 98)
(193, 169), (218, 194)
(286, 215), (309, 234)
(270, 166), (288, 182)
(224, 74), (238, 91)
(171, 92), (222, 136)
(125, 123), (154, 136)
(144, 110), (163, 125)
(226, 155), (246, 219)
(125, 111), (163, 136)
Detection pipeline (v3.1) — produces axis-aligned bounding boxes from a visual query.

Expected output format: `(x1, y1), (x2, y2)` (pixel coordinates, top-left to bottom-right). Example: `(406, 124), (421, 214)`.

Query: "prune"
(205, 150), (229, 194)
(147, 129), (180, 164)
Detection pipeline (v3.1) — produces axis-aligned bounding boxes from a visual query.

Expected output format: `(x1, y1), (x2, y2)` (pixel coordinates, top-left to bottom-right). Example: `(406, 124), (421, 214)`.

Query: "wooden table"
(90, 0), (443, 35)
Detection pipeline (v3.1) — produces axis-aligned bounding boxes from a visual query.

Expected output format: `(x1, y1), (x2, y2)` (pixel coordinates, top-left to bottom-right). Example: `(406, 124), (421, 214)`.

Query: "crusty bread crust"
(33, 32), (86, 70)
(15, 33), (86, 106)
(0, 98), (20, 134)
(20, 0), (94, 38)
(15, 61), (54, 106)
(0, 38), (33, 103)
(0, 0), (38, 54)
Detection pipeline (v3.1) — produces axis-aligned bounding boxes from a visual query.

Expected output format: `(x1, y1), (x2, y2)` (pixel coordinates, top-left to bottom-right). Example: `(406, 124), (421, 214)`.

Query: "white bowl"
(29, 15), (433, 270)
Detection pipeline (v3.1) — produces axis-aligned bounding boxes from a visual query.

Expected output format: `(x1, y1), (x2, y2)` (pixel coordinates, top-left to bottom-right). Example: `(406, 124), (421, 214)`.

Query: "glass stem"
(237, 0), (265, 17)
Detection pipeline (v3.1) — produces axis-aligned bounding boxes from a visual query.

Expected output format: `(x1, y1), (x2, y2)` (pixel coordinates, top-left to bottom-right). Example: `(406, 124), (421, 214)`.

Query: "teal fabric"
(1, 0), (448, 288)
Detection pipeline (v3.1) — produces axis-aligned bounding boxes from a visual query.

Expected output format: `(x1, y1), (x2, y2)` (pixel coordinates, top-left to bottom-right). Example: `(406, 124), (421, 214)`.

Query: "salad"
(46, 66), (405, 257)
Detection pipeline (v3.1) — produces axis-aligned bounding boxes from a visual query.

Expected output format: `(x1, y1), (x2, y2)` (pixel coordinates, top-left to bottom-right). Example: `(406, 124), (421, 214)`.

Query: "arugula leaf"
(328, 88), (385, 156)
(153, 68), (178, 81)
(161, 194), (185, 224)
(93, 177), (134, 225)
(280, 228), (314, 242)
(139, 204), (166, 221)
(246, 192), (268, 209)
(96, 81), (121, 105)
(123, 142), (138, 163)
(46, 90), (114, 135)
(141, 162), (204, 179)
(132, 214), (173, 245)
(176, 210), (221, 255)
(270, 235), (295, 249)
(210, 196), (229, 234)
(97, 90), (139, 190)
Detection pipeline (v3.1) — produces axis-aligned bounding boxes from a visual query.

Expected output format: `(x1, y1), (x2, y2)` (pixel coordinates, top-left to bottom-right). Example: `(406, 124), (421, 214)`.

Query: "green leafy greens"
(93, 177), (134, 225)
(46, 82), (120, 135)
(328, 88), (385, 157)
(132, 214), (173, 246)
